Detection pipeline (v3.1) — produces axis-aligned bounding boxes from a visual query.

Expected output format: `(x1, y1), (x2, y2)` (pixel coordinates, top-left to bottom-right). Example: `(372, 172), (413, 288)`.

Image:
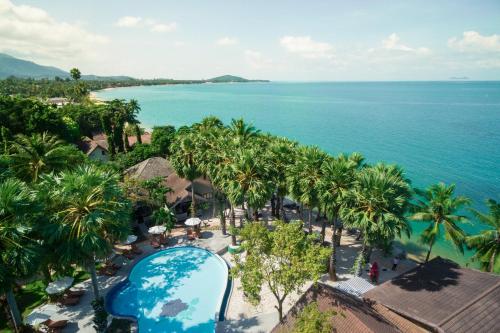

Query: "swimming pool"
(106, 246), (230, 332)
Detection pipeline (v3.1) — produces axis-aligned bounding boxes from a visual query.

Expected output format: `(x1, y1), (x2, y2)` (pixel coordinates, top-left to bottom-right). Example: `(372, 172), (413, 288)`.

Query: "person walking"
(369, 261), (379, 284)
(392, 257), (400, 271)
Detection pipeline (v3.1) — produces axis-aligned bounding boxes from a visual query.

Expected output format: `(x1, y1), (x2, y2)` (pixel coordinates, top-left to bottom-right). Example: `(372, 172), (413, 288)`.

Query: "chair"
(151, 239), (161, 248)
(131, 244), (143, 255)
(187, 229), (196, 241)
(159, 234), (169, 245)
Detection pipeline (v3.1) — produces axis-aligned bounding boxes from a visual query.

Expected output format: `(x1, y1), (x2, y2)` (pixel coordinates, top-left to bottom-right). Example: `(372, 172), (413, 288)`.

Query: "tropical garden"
(0, 76), (498, 331)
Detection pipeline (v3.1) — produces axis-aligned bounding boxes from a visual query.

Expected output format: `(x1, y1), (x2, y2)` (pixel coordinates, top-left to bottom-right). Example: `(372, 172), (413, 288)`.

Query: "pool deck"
(27, 207), (417, 333)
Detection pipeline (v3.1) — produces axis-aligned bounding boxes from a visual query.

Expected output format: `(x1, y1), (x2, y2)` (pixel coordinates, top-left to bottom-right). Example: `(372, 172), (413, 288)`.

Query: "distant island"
(449, 76), (470, 80)
(0, 53), (268, 83)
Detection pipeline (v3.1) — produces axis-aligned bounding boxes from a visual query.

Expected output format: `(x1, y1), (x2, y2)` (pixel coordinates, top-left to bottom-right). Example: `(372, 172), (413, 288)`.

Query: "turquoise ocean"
(96, 81), (500, 266)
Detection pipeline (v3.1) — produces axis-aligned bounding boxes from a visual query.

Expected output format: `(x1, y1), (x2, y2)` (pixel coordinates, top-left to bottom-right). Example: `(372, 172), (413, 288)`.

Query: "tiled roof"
(272, 283), (402, 333)
(363, 257), (500, 333)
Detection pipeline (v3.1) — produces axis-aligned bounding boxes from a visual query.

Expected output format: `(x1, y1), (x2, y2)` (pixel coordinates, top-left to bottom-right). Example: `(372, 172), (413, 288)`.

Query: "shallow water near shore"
(96, 81), (500, 267)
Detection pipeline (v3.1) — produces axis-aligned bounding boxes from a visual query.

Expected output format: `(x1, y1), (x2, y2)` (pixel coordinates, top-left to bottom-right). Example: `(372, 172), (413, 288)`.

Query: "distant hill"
(207, 75), (269, 83)
(0, 53), (134, 80)
(0, 53), (267, 83)
(0, 53), (68, 79)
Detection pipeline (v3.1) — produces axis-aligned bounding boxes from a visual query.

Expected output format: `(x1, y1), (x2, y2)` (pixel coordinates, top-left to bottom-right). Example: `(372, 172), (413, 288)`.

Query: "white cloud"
(280, 36), (334, 59)
(115, 15), (176, 33)
(216, 37), (238, 46)
(0, 0), (107, 62)
(150, 22), (177, 33)
(115, 16), (142, 27)
(448, 31), (500, 53)
(244, 50), (272, 69)
(382, 33), (430, 55)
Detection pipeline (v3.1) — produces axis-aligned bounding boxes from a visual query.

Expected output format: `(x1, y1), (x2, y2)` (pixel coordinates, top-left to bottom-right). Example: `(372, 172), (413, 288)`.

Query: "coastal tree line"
(0, 90), (499, 329)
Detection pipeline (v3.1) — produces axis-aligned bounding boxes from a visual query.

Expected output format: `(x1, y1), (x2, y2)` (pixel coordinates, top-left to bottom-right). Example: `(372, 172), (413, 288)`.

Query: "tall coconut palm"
(127, 99), (142, 144)
(170, 132), (202, 217)
(342, 164), (412, 276)
(0, 178), (40, 330)
(288, 146), (326, 233)
(466, 199), (500, 273)
(320, 153), (359, 280)
(10, 132), (84, 182)
(229, 118), (260, 144)
(40, 165), (130, 299)
(267, 137), (297, 221)
(410, 183), (470, 263)
(229, 149), (273, 221)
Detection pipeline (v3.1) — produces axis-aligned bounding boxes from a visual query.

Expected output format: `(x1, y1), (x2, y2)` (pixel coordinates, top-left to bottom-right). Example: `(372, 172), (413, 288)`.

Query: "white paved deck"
(27, 205), (417, 333)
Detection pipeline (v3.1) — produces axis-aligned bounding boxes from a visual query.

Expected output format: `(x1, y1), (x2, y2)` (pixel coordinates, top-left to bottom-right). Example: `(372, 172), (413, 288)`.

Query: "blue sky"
(1, 0), (500, 80)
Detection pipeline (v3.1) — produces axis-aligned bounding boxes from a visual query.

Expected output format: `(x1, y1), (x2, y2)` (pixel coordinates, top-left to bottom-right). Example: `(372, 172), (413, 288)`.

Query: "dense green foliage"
(291, 302), (335, 333)
(0, 96), (78, 142)
(466, 199), (500, 272)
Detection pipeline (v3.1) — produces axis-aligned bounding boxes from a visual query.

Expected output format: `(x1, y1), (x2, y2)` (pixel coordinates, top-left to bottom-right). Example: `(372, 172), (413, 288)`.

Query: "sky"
(1, 0), (500, 81)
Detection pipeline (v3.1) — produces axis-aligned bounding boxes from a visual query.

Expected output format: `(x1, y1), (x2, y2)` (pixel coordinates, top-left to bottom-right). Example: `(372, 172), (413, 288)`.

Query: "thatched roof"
(124, 157), (214, 207)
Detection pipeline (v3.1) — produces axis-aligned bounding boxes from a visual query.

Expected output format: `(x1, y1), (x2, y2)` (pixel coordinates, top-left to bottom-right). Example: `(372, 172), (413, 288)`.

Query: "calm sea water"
(96, 81), (500, 266)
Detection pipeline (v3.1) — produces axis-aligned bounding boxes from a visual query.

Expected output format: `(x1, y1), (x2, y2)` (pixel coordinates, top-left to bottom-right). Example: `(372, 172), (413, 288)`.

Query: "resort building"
(127, 132), (152, 147)
(77, 136), (109, 162)
(124, 157), (214, 220)
(272, 282), (424, 333)
(46, 97), (70, 107)
(363, 257), (500, 333)
(274, 257), (500, 333)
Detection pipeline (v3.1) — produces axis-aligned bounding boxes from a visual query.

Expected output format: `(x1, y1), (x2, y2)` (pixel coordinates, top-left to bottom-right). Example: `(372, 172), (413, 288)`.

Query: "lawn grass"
(0, 269), (92, 332)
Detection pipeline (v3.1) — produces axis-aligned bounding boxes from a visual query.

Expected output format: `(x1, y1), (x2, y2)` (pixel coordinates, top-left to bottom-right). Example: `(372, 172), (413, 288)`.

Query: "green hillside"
(0, 53), (68, 79)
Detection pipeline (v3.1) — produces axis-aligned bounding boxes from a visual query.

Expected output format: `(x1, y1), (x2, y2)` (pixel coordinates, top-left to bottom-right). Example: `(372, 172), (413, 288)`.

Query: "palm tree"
(466, 199), (500, 273)
(410, 183), (471, 263)
(229, 118), (260, 144)
(267, 137), (297, 221)
(10, 132), (84, 182)
(40, 165), (130, 299)
(229, 149), (273, 221)
(288, 146), (326, 233)
(170, 132), (202, 217)
(342, 164), (412, 275)
(0, 178), (40, 330)
(319, 153), (359, 280)
(127, 99), (142, 144)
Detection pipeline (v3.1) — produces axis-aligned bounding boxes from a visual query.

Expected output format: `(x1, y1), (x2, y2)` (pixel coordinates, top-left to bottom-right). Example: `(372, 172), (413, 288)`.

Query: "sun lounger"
(66, 289), (85, 297)
(42, 319), (68, 329)
(59, 296), (80, 306)
(121, 250), (135, 260)
(151, 239), (161, 248)
(98, 266), (116, 276)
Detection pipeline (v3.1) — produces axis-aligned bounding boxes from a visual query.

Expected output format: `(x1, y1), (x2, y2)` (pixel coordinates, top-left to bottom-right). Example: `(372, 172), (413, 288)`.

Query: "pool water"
(106, 247), (229, 332)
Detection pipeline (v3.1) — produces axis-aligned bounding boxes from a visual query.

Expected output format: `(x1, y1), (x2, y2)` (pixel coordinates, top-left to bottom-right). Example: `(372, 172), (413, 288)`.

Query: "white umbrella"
(148, 225), (167, 234)
(121, 235), (138, 245)
(45, 276), (74, 295)
(185, 217), (201, 226)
